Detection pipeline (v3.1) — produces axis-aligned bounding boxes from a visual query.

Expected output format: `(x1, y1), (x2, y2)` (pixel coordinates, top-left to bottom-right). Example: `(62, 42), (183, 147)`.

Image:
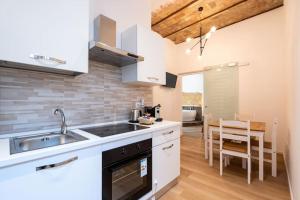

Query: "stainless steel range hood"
(89, 15), (144, 67)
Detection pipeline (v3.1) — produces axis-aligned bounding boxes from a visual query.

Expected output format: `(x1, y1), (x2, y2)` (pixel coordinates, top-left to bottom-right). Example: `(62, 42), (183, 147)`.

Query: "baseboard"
(283, 153), (294, 200)
(155, 178), (178, 199)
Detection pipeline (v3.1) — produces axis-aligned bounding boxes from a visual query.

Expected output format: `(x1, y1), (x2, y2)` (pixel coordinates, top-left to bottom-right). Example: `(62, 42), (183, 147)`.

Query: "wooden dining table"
(204, 120), (266, 181)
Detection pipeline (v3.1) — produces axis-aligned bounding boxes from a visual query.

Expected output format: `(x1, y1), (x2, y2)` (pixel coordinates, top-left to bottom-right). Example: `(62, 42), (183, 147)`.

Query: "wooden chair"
(251, 118), (278, 177)
(234, 113), (254, 169)
(220, 119), (251, 184)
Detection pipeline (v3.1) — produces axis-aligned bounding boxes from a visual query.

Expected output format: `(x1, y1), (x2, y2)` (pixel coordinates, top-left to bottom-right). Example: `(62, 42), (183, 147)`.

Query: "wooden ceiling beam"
(152, 0), (284, 44)
(189, 4), (283, 42)
(163, 0), (247, 38)
(152, 0), (199, 27)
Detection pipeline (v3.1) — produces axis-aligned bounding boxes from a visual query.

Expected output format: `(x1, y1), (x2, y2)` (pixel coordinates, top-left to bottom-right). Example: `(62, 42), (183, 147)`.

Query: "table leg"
(204, 126), (208, 160)
(259, 134), (264, 181)
(209, 128), (213, 166)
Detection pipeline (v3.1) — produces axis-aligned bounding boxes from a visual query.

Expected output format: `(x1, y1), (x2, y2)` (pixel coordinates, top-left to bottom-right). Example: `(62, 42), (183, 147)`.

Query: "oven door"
(103, 152), (152, 200)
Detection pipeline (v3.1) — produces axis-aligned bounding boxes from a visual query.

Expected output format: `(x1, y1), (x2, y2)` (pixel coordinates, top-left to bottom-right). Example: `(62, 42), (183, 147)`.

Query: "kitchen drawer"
(153, 138), (180, 192)
(152, 126), (180, 147)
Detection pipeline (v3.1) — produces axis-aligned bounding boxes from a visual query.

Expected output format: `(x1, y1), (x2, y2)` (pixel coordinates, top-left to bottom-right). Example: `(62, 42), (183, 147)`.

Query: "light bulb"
(205, 32), (212, 39)
(185, 49), (191, 54)
(186, 37), (192, 43)
(210, 26), (217, 33)
(198, 55), (202, 59)
(216, 68), (222, 72)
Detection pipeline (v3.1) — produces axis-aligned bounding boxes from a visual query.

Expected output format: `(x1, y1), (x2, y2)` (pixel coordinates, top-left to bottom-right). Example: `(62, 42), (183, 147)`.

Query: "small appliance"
(144, 104), (163, 122)
(129, 108), (142, 123)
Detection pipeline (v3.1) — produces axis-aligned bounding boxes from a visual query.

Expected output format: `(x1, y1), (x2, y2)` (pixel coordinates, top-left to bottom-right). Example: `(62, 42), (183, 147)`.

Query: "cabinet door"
(0, 147), (101, 200)
(153, 138), (180, 192)
(137, 28), (166, 85)
(0, 0), (89, 73)
(121, 25), (166, 85)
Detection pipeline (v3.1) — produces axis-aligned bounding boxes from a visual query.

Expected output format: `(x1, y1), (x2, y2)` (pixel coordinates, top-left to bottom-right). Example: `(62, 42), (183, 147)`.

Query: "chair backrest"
(220, 119), (251, 154)
(234, 113), (255, 121)
(272, 118), (278, 151)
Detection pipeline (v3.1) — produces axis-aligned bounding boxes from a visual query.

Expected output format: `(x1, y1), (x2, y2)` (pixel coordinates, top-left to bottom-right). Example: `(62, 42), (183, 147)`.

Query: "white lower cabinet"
(153, 138), (180, 192)
(0, 147), (101, 200)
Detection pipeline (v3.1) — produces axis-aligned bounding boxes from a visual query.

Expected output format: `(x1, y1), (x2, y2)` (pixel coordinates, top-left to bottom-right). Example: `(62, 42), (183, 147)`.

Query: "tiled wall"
(0, 61), (153, 135)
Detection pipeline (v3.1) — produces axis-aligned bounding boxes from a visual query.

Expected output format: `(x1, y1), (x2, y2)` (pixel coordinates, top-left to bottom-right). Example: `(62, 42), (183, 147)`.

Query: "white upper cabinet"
(0, 0), (89, 75)
(121, 25), (166, 85)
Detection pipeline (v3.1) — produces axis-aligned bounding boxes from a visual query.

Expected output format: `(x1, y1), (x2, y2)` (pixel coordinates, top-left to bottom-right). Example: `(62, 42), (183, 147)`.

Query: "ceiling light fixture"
(185, 7), (217, 58)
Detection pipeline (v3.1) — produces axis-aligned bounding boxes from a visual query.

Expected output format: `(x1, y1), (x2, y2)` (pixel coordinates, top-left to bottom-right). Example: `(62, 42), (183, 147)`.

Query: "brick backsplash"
(0, 61), (153, 134)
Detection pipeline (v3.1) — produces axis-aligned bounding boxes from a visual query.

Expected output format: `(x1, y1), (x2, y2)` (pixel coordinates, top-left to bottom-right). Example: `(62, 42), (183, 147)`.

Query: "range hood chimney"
(89, 15), (144, 67)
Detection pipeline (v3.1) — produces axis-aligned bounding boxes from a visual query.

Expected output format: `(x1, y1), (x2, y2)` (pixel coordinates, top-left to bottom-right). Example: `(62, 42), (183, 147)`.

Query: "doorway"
(181, 73), (204, 136)
(181, 65), (239, 136)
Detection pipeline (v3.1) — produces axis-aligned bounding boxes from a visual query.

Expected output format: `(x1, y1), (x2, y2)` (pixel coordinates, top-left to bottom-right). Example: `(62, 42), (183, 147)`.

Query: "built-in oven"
(102, 139), (152, 200)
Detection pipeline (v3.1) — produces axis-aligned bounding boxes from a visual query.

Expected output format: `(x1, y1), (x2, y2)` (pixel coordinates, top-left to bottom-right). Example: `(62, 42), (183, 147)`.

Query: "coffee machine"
(144, 104), (163, 122)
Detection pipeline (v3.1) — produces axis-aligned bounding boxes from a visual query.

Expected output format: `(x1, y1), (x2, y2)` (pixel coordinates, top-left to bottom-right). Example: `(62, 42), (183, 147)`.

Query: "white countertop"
(0, 120), (181, 169)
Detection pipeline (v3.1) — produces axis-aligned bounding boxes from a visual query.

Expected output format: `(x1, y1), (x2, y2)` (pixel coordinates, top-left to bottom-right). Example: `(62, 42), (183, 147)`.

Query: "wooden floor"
(160, 135), (291, 200)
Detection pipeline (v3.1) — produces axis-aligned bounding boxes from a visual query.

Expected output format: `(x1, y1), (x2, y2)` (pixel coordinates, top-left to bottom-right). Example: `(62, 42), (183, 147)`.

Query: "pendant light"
(185, 7), (217, 59)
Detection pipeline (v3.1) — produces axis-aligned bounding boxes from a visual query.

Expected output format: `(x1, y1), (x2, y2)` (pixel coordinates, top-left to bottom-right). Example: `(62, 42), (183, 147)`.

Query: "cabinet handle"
(127, 53), (139, 59)
(30, 54), (67, 64)
(36, 156), (78, 171)
(147, 77), (159, 81)
(163, 130), (174, 135)
(162, 144), (174, 150)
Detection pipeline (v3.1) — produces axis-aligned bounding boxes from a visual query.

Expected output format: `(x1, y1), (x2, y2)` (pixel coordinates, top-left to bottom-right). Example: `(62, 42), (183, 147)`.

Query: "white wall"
(182, 73), (203, 93)
(284, 0), (300, 199)
(152, 40), (182, 121)
(166, 8), (286, 151)
(89, 0), (151, 48)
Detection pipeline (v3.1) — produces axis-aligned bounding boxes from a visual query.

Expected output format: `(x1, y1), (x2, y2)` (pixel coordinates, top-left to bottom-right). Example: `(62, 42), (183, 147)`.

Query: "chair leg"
(272, 152), (277, 177)
(248, 157), (251, 184)
(220, 152), (223, 176)
(225, 156), (228, 167)
(242, 158), (247, 169)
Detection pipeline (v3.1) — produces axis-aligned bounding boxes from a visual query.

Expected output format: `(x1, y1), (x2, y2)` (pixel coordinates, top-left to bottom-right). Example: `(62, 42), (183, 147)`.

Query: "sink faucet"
(54, 108), (67, 134)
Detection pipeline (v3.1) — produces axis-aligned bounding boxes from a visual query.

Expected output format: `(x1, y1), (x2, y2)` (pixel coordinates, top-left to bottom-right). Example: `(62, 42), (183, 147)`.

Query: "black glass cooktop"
(80, 123), (149, 137)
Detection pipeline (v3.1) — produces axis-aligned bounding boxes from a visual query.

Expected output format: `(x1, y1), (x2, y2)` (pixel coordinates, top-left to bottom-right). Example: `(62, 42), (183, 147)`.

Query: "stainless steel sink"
(10, 131), (87, 154)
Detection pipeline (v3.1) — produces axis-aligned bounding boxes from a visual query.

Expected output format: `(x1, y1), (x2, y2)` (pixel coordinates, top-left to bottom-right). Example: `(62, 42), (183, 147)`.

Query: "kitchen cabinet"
(121, 25), (166, 85)
(0, 147), (101, 200)
(0, 0), (89, 75)
(152, 126), (180, 193)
